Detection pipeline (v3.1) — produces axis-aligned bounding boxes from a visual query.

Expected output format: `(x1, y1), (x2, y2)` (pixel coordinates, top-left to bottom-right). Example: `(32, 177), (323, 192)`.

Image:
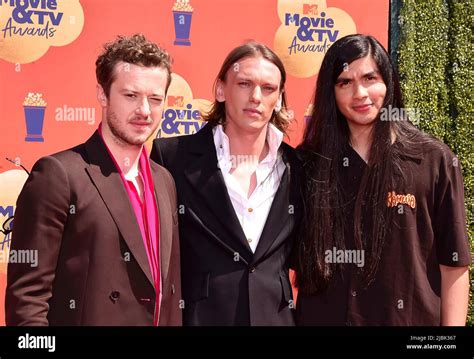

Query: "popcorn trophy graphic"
(23, 93), (47, 142)
(172, 0), (194, 46)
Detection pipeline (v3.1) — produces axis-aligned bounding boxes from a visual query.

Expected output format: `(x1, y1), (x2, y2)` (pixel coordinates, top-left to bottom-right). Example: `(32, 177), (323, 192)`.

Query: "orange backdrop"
(0, 0), (388, 325)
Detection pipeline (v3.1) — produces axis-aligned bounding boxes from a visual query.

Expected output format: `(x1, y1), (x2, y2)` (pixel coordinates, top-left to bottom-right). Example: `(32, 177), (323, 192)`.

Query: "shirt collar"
(213, 123), (284, 171)
(97, 122), (147, 177)
(264, 123), (284, 163)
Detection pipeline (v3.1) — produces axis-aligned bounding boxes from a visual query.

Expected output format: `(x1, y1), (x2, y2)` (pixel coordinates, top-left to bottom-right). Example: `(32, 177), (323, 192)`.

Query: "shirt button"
(110, 291), (120, 302)
(247, 238), (253, 243)
(249, 266), (256, 273)
(248, 208), (253, 213)
(351, 290), (357, 297)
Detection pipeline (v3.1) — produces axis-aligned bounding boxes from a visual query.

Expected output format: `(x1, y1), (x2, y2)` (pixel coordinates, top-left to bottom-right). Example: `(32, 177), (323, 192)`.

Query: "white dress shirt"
(213, 124), (286, 252)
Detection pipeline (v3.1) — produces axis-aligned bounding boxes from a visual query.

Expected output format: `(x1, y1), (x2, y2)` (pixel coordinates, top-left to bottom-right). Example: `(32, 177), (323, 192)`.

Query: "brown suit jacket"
(5, 131), (182, 326)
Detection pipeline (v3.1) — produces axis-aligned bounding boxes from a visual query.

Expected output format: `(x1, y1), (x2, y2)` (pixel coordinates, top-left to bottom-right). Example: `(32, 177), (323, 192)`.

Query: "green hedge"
(397, 0), (473, 325)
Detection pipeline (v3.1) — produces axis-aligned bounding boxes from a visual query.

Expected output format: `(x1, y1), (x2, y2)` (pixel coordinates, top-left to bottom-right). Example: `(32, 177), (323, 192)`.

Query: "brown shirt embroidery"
(386, 191), (416, 209)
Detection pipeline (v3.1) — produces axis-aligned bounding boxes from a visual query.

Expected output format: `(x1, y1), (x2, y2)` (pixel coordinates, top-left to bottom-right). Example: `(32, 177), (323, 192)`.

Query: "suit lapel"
(183, 125), (253, 256)
(84, 131), (154, 288)
(150, 162), (172, 285)
(252, 161), (292, 262)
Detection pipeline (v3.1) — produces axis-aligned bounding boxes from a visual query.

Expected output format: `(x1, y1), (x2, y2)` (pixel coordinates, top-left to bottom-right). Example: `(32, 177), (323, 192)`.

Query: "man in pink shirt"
(6, 34), (181, 326)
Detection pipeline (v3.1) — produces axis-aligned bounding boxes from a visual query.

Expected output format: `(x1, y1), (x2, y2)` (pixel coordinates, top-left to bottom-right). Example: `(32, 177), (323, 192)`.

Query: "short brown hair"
(203, 41), (292, 134)
(96, 33), (172, 97)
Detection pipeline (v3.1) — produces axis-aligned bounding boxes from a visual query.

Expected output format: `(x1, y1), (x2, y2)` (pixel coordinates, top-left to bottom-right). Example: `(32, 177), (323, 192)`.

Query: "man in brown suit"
(5, 34), (181, 326)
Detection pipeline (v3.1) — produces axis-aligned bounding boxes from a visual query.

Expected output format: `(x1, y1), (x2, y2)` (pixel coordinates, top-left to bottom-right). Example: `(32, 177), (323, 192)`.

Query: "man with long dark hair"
(151, 42), (301, 325)
(295, 34), (470, 326)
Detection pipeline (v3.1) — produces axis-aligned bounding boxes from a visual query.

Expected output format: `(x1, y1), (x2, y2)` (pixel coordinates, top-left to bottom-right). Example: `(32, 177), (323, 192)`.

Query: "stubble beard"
(106, 110), (153, 146)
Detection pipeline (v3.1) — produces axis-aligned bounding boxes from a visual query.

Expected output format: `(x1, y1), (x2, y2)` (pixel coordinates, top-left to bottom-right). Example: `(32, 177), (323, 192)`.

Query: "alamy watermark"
(18, 334), (55, 353)
(0, 249), (38, 267)
(325, 247), (365, 268)
(55, 105), (96, 125)
(380, 105), (421, 126)
(217, 154), (260, 170)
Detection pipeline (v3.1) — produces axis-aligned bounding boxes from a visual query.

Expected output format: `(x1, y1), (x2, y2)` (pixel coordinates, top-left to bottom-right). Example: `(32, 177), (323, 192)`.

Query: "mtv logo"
(303, 4), (318, 15)
(168, 96), (184, 107)
(0, 206), (14, 251)
(0, 205), (14, 219)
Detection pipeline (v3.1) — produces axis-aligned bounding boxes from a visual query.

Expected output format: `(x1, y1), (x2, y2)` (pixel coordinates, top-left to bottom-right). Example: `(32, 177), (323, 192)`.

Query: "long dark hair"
(203, 41), (293, 134)
(295, 34), (432, 293)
